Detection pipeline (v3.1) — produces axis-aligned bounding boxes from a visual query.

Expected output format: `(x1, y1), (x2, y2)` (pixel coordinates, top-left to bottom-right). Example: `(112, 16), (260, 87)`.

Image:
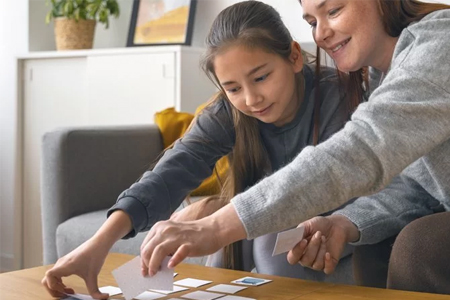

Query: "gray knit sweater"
(232, 9), (450, 241)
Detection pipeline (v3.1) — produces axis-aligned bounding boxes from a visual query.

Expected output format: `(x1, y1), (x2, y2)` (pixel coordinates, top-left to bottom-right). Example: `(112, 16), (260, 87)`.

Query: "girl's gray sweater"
(108, 64), (349, 240)
(232, 9), (450, 242)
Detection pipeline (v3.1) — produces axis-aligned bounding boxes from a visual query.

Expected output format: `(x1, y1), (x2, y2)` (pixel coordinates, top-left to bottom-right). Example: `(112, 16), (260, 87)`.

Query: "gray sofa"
(40, 124), (353, 285)
(41, 125), (162, 265)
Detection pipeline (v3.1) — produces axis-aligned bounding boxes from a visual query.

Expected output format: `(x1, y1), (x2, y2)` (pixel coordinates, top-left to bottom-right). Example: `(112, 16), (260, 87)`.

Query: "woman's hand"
(41, 238), (110, 299)
(287, 215), (359, 274)
(140, 204), (246, 276)
(41, 210), (133, 299)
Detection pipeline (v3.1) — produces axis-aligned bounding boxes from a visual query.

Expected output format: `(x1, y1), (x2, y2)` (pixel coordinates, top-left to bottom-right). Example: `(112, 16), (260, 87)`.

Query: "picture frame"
(127, 0), (197, 47)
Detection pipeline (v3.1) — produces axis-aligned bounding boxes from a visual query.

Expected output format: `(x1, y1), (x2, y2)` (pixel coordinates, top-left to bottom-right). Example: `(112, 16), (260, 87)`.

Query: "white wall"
(29, 0), (314, 51)
(0, 0), (28, 272)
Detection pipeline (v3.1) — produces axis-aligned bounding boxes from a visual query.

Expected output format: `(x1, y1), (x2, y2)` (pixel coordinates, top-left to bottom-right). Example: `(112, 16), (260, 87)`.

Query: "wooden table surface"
(0, 253), (448, 300)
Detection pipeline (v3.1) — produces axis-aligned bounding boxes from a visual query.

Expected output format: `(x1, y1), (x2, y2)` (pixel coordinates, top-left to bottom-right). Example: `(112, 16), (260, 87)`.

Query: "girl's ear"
(290, 41), (304, 73)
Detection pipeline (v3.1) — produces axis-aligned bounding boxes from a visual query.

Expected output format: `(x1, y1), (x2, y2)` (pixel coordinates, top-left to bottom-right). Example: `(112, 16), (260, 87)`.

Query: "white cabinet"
(18, 46), (217, 268)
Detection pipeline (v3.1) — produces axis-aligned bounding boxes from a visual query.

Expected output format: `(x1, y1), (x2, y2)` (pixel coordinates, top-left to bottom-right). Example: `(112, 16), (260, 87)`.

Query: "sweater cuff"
(231, 191), (269, 240)
(107, 196), (148, 239)
(332, 209), (380, 246)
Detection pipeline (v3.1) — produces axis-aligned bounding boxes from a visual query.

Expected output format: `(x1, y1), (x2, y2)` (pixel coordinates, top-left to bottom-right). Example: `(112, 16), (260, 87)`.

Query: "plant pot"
(54, 18), (96, 50)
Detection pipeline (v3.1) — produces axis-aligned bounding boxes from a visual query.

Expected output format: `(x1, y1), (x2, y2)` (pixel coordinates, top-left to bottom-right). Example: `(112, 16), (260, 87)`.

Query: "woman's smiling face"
(301, 0), (396, 72)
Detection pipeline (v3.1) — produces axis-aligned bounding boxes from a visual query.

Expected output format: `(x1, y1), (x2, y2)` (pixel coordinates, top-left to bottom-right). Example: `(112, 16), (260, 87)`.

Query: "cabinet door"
(22, 57), (88, 268)
(86, 53), (175, 125)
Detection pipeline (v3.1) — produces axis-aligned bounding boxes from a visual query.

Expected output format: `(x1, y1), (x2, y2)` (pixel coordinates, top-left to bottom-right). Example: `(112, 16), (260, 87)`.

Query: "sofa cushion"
(56, 209), (146, 257)
(56, 199), (208, 265)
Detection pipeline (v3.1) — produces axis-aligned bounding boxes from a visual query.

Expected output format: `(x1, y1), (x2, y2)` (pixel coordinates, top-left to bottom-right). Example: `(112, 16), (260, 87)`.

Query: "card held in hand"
(272, 225), (305, 256)
(112, 256), (173, 300)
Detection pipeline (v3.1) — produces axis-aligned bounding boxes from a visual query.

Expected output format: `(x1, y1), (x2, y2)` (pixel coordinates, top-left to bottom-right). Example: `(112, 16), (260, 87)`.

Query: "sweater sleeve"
(109, 101), (235, 238)
(333, 173), (444, 245)
(231, 13), (450, 239)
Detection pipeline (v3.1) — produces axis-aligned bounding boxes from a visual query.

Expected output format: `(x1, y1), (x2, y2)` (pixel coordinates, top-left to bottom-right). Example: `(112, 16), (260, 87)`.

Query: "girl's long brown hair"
(151, 1), (315, 270)
(198, 1), (313, 270)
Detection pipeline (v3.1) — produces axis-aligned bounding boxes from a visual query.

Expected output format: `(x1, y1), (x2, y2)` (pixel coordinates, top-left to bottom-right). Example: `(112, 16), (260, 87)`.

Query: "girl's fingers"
(84, 275), (109, 299)
(43, 268), (68, 297)
(41, 276), (65, 298)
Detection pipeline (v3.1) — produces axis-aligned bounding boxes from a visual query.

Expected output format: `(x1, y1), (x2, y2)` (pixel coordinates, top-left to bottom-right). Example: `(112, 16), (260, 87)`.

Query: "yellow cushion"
(154, 107), (229, 196)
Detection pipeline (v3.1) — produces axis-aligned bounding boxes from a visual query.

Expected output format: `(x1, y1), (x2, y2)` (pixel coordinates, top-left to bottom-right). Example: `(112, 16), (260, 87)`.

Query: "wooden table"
(0, 253), (448, 300)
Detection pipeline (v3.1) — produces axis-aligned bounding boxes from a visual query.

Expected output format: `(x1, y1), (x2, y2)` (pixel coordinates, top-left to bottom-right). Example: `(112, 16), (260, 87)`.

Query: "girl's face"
(214, 43), (304, 127)
(302, 0), (397, 72)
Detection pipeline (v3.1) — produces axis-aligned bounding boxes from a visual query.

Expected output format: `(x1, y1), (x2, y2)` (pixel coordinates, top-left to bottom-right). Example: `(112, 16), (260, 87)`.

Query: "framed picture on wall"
(127, 0), (197, 46)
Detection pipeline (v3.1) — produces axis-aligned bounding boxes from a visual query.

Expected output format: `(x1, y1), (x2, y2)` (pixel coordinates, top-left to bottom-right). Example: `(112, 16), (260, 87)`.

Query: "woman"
(128, 0), (450, 295)
(288, 0), (450, 294)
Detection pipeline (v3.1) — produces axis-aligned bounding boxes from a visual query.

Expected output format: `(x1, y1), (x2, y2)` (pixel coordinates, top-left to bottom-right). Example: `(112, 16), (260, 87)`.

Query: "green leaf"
(74, 8), (80, 20)
(45, 0), (120, 26)
(45, 11), (53, 24)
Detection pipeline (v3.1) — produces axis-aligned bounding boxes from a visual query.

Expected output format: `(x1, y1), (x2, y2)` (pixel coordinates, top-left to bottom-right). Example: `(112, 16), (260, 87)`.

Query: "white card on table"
(99, 285), (122, 296)
(206, 284), (247, 294)
(272, 225), (305, 256)
(63, 293), (95, 300)
(174, 278), (212, 288)
(134, 291), (166, 300)
(150, 285), (189, 294)
(231, 276), (272, 286)
(220, 296), (256, 300)
(112, 256), (173, 300)
(180, 290), (224, 300)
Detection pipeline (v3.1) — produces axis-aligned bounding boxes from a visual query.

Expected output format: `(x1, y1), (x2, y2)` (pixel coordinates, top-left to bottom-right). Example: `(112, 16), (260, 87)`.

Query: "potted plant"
(46, 0), (120, 50)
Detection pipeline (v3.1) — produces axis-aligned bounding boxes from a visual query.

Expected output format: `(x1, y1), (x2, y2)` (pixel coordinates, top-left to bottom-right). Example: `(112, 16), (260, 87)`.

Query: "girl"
(132, 0), (450, 296)
(42, 1), (356, 298)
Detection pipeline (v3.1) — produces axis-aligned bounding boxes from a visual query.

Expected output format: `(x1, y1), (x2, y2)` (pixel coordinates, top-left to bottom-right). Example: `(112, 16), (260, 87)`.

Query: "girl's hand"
(41, 210), (132, 299)
(41, 238), (110, 299)
(287, 215), (359, 274)
(170, 196), (224, 222)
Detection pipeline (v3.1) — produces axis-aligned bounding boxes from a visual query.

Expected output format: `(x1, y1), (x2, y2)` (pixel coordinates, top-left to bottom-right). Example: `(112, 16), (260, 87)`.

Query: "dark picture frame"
(127, 0), (197, 47)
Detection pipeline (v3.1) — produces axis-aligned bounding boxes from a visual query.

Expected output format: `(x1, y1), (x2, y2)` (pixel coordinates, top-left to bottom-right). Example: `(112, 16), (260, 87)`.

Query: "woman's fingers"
(311, 236), (327, 270)
(324, 252), (339, 275)
(299, 231), (322, 267)
(168, 243), (191, 268)
(287, 239), (308, 265)
(140, 227), (158, 276)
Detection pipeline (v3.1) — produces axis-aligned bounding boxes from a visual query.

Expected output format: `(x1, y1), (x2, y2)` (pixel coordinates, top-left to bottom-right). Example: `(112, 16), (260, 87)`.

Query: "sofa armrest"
(41, 125), (163, 264)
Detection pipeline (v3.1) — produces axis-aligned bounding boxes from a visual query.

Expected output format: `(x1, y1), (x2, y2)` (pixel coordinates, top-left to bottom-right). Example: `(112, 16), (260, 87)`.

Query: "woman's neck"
(373, 36), (399, 73)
